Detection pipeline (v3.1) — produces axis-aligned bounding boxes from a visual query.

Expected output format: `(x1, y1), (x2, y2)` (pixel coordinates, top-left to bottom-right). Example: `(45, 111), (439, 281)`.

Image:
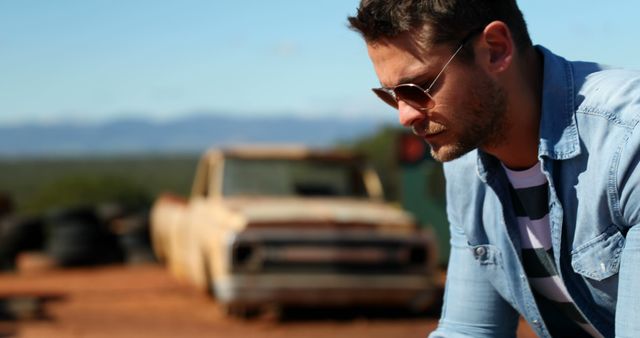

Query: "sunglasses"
(371, 30), (481, 111)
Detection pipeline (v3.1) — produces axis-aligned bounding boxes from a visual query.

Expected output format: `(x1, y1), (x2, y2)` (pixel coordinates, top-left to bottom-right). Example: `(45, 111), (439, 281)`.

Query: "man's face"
(367, 32), (508, 162)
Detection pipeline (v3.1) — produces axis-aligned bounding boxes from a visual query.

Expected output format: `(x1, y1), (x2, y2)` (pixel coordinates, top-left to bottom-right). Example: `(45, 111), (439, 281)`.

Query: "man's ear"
(477, 21), (514, 74)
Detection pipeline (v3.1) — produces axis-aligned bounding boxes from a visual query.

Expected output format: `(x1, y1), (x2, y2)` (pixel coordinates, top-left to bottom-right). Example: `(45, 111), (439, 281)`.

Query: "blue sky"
(1, 1), (638, 126)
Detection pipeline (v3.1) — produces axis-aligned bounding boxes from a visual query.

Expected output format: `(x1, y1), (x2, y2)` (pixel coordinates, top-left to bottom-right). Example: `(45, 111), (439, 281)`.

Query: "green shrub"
(336, 124), (404, 201)
(24, 175), (151, 214)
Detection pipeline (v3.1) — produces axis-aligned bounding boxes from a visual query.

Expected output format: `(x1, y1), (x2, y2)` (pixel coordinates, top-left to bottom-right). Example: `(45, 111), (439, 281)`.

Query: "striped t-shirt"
(503, 162), (601, 338)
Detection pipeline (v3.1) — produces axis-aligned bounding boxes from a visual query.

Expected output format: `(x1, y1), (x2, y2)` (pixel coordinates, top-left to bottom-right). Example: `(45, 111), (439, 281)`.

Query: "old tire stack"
(0, 216), (45, 271)
(45, 205), (123, 267)
(112, 210), (155, 264)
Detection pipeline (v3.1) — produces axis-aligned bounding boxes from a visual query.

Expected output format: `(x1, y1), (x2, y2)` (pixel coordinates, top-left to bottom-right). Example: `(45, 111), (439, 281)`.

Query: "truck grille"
(231, 231), (430, 274)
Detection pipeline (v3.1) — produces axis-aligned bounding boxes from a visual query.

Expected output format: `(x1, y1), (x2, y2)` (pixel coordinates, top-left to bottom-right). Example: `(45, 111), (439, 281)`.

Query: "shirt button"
(532, 319), (540, 325)
(475, 247), (486, 256)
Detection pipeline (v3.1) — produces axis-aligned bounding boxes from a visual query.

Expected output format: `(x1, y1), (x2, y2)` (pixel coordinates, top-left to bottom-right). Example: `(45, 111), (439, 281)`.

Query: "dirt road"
(0, 256), (536, 338)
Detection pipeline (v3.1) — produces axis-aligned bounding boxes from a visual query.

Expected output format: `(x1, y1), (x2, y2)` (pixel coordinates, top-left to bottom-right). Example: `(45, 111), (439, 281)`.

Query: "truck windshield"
(222, 158), (369, 198)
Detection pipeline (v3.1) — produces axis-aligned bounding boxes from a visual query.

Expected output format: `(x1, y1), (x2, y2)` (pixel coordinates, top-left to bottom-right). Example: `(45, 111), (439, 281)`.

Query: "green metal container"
(396, 132), (450, 266)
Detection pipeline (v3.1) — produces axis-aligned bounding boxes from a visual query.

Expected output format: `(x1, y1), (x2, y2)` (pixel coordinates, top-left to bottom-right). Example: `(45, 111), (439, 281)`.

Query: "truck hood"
(222, 197), (415, 228)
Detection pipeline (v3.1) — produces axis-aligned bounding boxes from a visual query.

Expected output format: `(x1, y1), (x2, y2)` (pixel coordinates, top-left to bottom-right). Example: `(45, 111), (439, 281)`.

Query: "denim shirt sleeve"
(429, 173), (519, 338)
(614, 123), (640, 336)
(617, 227), (640, 337)
(428, 222), (520, 338)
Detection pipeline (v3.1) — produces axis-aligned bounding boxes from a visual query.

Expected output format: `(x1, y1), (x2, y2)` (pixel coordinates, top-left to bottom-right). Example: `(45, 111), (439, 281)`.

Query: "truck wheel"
(408, 289), (438, 314)
(223, 304), (260, 319)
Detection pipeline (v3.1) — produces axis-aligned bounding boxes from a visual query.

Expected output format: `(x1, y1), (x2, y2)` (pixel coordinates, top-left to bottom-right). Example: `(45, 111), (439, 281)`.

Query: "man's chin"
(429, 143), (474, 162)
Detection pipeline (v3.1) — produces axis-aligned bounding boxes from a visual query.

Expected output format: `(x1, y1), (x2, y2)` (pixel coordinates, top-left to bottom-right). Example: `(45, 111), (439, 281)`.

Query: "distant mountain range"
(0, 115), (394, 157)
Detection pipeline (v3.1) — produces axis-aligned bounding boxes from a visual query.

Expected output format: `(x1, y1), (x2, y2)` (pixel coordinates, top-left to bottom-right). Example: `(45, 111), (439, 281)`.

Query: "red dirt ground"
(0, 254), (536, 338)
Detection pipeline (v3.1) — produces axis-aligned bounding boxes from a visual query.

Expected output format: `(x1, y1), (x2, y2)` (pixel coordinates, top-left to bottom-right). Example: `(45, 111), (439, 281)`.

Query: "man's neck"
(485, 47), (544, 171)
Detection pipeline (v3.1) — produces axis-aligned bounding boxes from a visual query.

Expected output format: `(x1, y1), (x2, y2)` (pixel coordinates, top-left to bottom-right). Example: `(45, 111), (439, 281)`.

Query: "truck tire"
(222, 303), (260, 319)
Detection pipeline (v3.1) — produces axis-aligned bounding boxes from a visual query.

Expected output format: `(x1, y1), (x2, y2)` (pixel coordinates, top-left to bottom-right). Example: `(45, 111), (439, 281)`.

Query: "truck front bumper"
(213, 273), (436, 309)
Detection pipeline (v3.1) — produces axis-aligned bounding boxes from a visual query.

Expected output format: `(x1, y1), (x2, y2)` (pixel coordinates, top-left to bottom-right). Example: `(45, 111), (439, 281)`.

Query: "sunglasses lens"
(394, 85), (432, 109)
(372, 88), (399, 109)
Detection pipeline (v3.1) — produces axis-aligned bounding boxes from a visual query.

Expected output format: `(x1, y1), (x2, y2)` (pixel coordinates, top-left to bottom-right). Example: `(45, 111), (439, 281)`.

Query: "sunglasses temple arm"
(426, 43), (465, 92)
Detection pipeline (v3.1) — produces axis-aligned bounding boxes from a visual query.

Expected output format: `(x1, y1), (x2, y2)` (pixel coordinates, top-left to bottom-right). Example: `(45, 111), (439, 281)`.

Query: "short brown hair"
(348, 0), (532, 51)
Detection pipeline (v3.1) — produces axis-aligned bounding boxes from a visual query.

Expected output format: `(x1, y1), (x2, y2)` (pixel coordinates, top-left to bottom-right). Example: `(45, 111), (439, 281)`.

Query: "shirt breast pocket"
(570, 226), (625, 281)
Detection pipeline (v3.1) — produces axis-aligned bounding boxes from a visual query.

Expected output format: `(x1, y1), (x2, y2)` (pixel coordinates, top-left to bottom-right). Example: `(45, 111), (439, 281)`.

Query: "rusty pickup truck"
(150, 146), (438, 316)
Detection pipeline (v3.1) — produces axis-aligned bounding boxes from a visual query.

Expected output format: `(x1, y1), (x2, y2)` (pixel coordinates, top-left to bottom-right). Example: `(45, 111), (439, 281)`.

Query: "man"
(348, 1), (640, 337)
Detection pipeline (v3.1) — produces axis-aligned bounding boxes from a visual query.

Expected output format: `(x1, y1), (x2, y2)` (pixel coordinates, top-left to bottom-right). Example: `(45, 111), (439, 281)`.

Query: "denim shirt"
(429, 46), (640, 338)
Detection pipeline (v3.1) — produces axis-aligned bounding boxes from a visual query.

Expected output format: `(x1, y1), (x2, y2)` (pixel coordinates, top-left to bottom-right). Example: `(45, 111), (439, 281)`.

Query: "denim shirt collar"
(476, 45), (581, 182)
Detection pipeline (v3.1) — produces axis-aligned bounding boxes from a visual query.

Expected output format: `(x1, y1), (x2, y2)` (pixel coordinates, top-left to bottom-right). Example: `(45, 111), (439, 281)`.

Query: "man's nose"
(398, 100), (426, 127)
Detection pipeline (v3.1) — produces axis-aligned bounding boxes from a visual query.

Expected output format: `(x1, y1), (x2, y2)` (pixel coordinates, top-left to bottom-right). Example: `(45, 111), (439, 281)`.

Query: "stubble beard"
(429, 75), (508, 162)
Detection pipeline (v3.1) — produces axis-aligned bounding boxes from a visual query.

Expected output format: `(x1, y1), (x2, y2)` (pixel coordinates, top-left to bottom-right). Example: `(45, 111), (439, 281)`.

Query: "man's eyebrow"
(397, 75), (422, 85)
(384, 73), (431, 88)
